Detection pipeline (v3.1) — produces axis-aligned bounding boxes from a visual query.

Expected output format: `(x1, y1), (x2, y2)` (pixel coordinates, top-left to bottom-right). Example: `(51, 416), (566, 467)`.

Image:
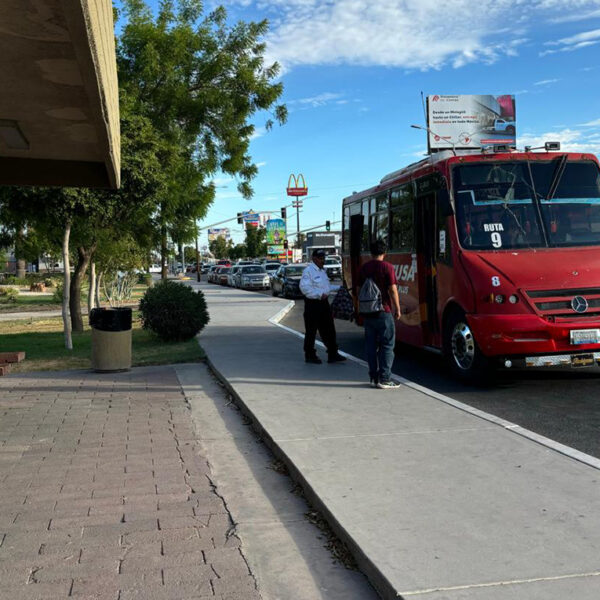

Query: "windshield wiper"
(545, 154), (568, 201)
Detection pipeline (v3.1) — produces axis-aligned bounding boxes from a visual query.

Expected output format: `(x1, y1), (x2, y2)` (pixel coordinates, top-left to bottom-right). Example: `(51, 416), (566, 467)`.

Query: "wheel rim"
(451, 321), (475, 371)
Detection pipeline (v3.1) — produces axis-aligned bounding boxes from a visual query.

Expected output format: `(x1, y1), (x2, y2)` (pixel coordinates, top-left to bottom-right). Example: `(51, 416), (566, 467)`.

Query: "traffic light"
(281, 207), (287, 219)
(283, 240), (288, 249)
(237, 212), (243, 224)
(325, 220), (331, 231)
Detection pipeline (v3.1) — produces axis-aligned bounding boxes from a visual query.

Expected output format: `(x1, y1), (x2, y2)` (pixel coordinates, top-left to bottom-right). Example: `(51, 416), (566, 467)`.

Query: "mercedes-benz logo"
(571, 296), (589, 313)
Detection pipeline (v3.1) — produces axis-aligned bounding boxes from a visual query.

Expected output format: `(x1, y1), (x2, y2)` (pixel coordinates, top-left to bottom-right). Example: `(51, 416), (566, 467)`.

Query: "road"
(272, 291), (600, 460)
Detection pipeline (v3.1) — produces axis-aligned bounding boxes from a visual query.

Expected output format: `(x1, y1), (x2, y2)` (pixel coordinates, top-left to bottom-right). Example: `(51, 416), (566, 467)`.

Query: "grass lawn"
(0, 295), (59, 312)
(0, 284), (150, 313)
(0, 313), (205, 373)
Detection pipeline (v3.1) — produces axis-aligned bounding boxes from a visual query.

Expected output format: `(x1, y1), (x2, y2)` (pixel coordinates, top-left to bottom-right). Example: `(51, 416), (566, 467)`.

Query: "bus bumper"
(467, 314), (600, 359)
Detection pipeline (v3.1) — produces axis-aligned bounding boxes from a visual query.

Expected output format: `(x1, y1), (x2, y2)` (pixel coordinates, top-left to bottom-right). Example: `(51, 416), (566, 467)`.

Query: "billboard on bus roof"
(427, 94), (516, 151)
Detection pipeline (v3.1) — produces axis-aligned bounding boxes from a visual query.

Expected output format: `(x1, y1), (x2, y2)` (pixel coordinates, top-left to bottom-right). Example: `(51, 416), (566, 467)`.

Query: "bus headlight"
(494, 294), (505, 304)
(509, 294), (519, 304)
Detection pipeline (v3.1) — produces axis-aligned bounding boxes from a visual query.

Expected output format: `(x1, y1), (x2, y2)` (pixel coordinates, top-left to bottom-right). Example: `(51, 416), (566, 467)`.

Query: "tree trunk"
(15, 228), (27, 278)
(161, 225), (168, 280)
(62, 223), (72, 350)
(95, 271), (102, 308)
(88, 261), (96, 313)
(69, 245), (96, 333)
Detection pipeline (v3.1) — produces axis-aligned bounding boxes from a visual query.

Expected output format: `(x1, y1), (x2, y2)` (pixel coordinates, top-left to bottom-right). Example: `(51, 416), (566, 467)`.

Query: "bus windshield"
(453, 160), (600, 249)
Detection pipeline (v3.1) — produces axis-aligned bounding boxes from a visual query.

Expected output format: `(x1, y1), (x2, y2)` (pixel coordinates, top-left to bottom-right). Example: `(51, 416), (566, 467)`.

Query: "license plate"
(571, 353), (595, 368)
(570, 329), (600, 345)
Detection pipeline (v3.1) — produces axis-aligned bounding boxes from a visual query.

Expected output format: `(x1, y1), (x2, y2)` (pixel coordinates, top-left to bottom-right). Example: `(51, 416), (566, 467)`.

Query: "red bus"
(342, 147), (600, 380)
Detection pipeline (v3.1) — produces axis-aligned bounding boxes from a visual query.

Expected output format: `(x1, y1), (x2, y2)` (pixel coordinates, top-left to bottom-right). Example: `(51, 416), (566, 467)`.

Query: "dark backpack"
(331, 286), (355, 321)
(358, 277), (383, 315)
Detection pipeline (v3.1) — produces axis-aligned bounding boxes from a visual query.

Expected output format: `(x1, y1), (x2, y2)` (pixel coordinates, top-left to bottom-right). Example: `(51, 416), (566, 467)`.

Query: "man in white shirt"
(299, 249), (346, 364)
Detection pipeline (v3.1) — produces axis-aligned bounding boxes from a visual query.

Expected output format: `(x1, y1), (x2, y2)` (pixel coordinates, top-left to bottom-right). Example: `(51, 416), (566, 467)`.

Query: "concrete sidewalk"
(197, 281), (600, 600)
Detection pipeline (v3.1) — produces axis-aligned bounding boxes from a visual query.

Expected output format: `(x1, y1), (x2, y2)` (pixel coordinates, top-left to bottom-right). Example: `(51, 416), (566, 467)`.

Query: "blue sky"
(119, 1), (600, 246)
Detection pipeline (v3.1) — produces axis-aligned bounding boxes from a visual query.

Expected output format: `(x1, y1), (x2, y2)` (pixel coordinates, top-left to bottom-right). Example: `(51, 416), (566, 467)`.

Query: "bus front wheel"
(443, 310), (491, 382)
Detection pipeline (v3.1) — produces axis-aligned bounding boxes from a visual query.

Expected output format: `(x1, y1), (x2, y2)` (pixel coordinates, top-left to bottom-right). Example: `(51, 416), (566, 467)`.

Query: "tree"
(118, 0), (286, 274)
(209, 236), (232, 259)
(244, 226), (266, 258)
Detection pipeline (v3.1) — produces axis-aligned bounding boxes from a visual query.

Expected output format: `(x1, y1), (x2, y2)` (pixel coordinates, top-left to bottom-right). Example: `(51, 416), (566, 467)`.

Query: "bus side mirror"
(437, 189), (454, 217)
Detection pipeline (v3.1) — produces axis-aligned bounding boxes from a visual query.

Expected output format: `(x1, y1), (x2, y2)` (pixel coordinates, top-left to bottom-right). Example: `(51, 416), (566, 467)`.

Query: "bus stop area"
(196, 281), (600, 600)
(2, 282), (600, 600)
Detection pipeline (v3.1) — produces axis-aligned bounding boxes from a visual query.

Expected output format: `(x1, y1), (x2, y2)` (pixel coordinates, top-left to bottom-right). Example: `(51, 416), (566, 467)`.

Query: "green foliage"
(103, 272), (136, 307)
(209, 236), (233, 259)
(44, 278), (55, 288)
(139, 280), (209, 342)
(138, 272), (154, 286)
(52, 283), (64, 303)
(0, 287), (19, 302)
(244, 226), (267, 258)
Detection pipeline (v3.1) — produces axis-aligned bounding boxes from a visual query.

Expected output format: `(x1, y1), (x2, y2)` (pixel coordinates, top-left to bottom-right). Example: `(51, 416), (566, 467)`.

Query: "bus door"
(349, 213), (364, 294)
(416, 185), (440, 347)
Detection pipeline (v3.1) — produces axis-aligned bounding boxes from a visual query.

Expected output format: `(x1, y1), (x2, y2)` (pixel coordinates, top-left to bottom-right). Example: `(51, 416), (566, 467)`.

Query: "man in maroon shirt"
(358, 239), (401, 388)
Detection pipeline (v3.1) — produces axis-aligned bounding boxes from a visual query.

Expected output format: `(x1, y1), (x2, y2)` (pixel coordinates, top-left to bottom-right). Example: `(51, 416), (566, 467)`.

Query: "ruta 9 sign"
(286, 174), (308, 197)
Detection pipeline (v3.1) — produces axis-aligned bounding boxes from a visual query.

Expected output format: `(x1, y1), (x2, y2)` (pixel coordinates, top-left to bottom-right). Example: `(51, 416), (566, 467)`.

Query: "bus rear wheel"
(443, 310), (490, 382)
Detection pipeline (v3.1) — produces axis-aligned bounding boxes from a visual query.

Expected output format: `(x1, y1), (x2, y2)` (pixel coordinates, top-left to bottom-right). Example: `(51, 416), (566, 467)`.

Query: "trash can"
(89, 307), (132, 372)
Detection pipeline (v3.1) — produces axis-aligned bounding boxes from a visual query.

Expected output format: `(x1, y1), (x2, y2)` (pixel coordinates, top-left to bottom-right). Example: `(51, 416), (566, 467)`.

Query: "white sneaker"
(376, 380), (402, 389)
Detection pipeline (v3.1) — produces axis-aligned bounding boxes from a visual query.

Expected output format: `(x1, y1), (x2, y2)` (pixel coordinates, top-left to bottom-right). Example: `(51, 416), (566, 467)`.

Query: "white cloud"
(534, 78), (560, 85)
(222, 0), (600, 72)
(541, 27), (600, 55)
(580, 118), (600, 126)
(519, 128), (600, 154)
(289, 92), (345, 108)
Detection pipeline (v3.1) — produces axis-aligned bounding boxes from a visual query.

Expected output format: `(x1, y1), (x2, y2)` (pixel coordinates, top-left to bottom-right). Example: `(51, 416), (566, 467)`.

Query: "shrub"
(0, 286), (19, 302)
(139, 280), (209, 342)
(138, 272), (153, 286)
(44, 278), (55, 287)
(52, 283), (63, 303)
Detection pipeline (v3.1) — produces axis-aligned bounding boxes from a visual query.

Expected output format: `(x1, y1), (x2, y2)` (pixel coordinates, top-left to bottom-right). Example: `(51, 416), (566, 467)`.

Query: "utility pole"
(286, 173), (308, 255)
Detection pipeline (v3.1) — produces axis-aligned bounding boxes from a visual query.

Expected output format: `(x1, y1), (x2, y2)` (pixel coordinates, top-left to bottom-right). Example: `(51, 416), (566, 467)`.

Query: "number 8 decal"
(492, 276), (500, 287)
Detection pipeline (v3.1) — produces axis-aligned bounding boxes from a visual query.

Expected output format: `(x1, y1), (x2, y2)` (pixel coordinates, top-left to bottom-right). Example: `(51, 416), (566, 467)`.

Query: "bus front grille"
(524, 287), (600, 319)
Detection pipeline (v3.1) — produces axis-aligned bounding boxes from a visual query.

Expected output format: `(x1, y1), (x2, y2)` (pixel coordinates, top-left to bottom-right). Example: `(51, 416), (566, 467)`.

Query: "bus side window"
(390, 184), (414, 251)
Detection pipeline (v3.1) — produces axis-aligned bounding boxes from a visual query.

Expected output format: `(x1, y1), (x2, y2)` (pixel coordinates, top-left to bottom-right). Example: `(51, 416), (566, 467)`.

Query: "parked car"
(228, 266), (241, 287)
(218, 267), (231, 286)
(271, 264), (307, 298)
(200, 263), (211, 274)
(264, 262), (281, 280)
(217, 259), (231, 267)
(235, 265), (270, 290)
(236, 260), (255, 266)
(149, 263), (161, 273)
(207, 266), (221, 283)
(323, 257), (342, 279)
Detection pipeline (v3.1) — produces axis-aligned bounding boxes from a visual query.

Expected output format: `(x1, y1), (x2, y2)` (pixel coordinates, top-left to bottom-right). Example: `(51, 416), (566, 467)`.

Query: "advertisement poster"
(242, 210), (260, 228)
(265, 218), (286, 245)
(427, 94), (516, 150)
(207, 228), (230, 241)
(267, 245), (285, 255)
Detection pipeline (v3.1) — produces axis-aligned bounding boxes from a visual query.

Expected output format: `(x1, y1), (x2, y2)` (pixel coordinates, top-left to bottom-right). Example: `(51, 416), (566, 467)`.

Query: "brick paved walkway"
(0, 366), (260, 600)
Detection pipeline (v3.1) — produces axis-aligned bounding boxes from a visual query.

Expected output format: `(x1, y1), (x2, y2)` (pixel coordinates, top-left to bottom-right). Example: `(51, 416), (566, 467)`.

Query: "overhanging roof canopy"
(0, 0), (120, 188)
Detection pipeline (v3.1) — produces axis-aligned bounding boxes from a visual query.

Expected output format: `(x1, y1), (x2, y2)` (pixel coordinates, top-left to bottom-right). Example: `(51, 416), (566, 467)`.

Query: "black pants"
(304, 298), (338, 357)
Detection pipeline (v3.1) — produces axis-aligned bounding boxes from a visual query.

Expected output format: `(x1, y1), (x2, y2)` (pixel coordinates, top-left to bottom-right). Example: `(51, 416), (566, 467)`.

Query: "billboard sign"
(267, 245), (285, 255)
(242, 210), (260, 228)
(207, 228), (230, 242)
(265, 218), (286, 246)
(427, 94), (516, 150)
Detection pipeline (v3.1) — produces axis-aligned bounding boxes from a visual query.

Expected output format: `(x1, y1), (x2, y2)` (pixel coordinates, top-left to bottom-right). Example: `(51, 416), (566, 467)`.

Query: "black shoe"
(327, 353), (347, 363)
(305, 356), (322, 364)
